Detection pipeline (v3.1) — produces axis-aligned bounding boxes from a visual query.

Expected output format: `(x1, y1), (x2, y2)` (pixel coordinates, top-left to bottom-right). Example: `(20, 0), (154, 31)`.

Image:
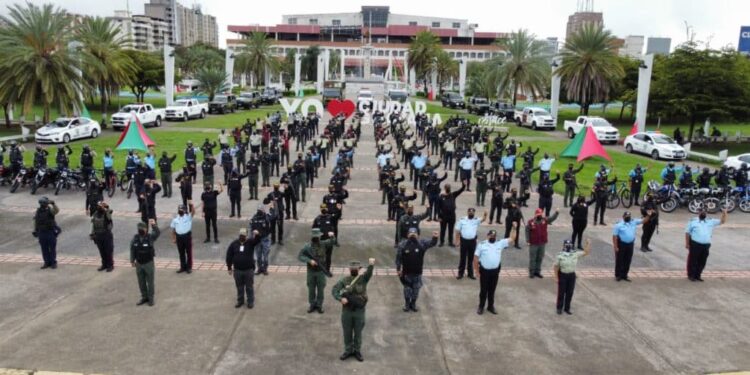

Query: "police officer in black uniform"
(202, 155), (217, 186)
(266, 183), (285, 245)
(640, 194), (659, 252)
(85, 176), (105, 217)
(55, 145), (73, 170)
(184, 141), (198, 184)
(227, 168), (248, 218)
(313, 204), (337, 272)
(629, 164), (646, 206)
(176, 167), (193, 207)
(90, 201), (114, 272)
(280, 166), (299, 220)
(80, 144), (96, 182)
(33, 197), (60, 269)
(201, 182), (222, 243)
(158, 152), (177, 198)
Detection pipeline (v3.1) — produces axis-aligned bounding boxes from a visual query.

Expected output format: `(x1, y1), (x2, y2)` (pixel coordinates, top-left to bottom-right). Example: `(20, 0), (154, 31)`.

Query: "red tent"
(578, 125), (612, 162)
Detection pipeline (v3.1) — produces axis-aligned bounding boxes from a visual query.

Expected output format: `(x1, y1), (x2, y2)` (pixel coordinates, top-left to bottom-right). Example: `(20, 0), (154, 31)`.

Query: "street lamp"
(639, 60), (648, 69)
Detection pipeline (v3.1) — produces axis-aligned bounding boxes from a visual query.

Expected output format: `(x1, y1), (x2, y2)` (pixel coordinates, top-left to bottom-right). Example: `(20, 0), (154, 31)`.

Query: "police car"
(35, 117), (101, 144)
(623, 131), (687, 160)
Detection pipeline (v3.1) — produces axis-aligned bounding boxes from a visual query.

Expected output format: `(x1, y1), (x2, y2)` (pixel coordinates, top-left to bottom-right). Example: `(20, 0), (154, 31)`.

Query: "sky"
(1, 0), (748, 50)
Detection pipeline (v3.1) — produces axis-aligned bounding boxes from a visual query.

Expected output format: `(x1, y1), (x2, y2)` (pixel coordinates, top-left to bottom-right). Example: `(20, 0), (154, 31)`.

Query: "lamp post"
(635, 54), (654, 133)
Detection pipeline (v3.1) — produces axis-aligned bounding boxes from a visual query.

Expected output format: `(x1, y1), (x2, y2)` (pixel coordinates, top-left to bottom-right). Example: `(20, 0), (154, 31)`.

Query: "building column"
(459, 57), (467, 98)
(294, 53), (302, 96)
(225, 48), (235, 91)
(164, 42), (175, 107)
(550, 57), (562, 126)
(636, 54), (655, 132)
(323, 49), (330, 82)
(449, 36), (452, 45)
(340, 49), (346, 80)
(296, 33), (300, 42)
(316, 55), (325, 93)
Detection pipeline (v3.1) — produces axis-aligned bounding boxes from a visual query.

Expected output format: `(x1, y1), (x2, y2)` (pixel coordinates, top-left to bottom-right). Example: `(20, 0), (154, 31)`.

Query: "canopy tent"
(115, 113), (156, 151)
(561, 124), (611, 162)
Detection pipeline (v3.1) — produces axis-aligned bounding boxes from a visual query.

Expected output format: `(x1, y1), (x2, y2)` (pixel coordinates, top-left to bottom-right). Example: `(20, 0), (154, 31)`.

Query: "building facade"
(109, 11), (170, 51)
(565, 11), (603, 39)
(141, 0), (218, 48)
(227, 6), (508, 78)
(620, 35), (644, 59)
(646, 37), (671, 55)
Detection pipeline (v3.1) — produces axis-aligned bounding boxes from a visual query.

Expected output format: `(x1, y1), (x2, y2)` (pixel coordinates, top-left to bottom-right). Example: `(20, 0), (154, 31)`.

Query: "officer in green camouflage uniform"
(130, 219), (160, 306)
(298, 228), (336, 313)
(332, 258), (375, 362)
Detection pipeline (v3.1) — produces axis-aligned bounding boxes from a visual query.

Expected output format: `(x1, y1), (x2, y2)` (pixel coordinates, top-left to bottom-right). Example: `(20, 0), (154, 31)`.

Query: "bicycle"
(605, 181), (631, 209)
(118, 170), (135, 199)
(100, 168), (117, 198)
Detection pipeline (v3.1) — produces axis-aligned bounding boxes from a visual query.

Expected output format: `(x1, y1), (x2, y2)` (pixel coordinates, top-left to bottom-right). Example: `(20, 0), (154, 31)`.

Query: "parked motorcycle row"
(646, 180), (750, 214)
(0, 165), (124, 197)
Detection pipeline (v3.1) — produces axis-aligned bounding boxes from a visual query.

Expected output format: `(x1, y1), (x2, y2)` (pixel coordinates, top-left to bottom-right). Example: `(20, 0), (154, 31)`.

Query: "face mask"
(239, 236), (247, 242)
(350, 270), (359, 277)
(139, 229), (147, 236)
(312, 237), (320, 244)
(489, 237), (496, 243)
(97, 206), (105, 213)
(699, 213), (707, 220)
(274, 187), (280, 192)
(178, 210), (185, 216)
(536, 215), (543, 220)
(468, 214), (475, 219)
(624, 217), (632, 223)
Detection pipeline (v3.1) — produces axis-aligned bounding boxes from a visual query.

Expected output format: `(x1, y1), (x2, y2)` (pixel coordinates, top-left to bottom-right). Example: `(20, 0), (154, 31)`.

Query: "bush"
(415, 91), (427, 98)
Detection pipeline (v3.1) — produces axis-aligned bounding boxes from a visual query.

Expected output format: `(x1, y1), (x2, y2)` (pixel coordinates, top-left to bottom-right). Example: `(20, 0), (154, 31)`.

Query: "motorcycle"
(54, 168), (87, 195)
(30, 167), (59, 195)
(731, 186), (750, 213)
(10, 166), (35, 193)
(0, 164), (12, 186)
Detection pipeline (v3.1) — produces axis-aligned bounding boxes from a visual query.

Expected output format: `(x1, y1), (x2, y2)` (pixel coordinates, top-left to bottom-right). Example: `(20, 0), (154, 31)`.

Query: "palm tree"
(0, 3), (83, 123)
(434, 50), (458, 94)
(408, 31), (441, 90)
(240, 31), (278, 88)
(302, 45), (320, 81)
(494, 29), (550, 106)
(195, 67), (228, 101)
(467, 62), (495, 99)
(76, 16), (136, 116)
(329, 50), (341, 79)
(558, 24), (624, 115)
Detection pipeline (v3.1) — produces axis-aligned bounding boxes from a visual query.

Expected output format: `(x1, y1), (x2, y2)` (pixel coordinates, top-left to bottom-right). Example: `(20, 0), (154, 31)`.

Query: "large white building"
(620, 35), (644, 59)
(176, 4), (218, 47)
(111, 0), (218, 48)
(109, 11), (170, 51)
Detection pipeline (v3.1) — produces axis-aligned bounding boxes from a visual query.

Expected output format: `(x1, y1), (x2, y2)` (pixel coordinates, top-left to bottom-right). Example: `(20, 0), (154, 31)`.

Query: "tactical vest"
(228, 176), (241, 191)
(528, 219), (549, 245)
(246, 161), (259, 174)
(159, 158), (171, 172)
(400, 240), (427, 275)
(202, 162), (213, 176)
(631, 172), (643, 185)
(664, 169), (676, 184)
(399, 215), (421, 238)
(221, 152), (232, 166)
(10, 148), (22, 163)
(314, 214), (334, 233)
(185, 148), (196, 162)
(81, 152), (93, 167)
(92, 212), (111, 234)
(35, 208), (55, 231)
(132, 235), (154, 264)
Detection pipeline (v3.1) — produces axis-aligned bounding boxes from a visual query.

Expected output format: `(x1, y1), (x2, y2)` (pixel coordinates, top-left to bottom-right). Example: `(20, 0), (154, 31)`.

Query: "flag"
(81, 103), (91, 119)
(629, 121), (639, 136)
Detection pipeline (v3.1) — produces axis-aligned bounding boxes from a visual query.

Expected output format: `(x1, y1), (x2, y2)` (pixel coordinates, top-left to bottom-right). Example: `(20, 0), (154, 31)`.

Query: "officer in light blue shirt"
(454, 208), (487, 279)
(685, 209), (727, 281)
(170, 203), (195, 273)
(377, 152), (393, 168)
(472, 228), (517, 315)
(411, 151), (429, 190)
(501, 155), (515, 172)
(612, 210), (654, 282)
(458, 152), (477, 191)
(538, 153), (556, 179)
(145, 152), (156, 179)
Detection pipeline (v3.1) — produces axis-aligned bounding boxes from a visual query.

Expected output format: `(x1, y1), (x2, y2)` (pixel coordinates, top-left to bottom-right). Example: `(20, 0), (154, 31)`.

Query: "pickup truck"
(322, 87), (343, 106)
(111, 104), (165, 130)
(165, 99), (208, 122)
(236, 91), (261, 109)
(563, 116), (620, 144)
(440, 92), (465, 109)
(488, 101), (515, 121)
(260, 88), (282, 105)
(208, 94), (238, 114)
(467, 97), (490, 115)
(514, 107), (555, 130)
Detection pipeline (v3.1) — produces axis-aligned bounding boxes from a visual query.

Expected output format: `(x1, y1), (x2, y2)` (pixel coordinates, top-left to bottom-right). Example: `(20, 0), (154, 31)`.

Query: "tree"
(408, 31), (441, 88)
(123, 50), (163, 102)
(76, 16), (136, 116)
(175, 43), (224, 78)
(612, 56), (640, 121)
(329, 50), (341, 79)
(650, 42), (750, 140)
(195, 67), (228, 102)
(494, 29), (550, 106)
(302, 45), (320, 81)
(558, 24), (624, 115)
(434, 50), (458, 94)
(239, 31), (278, 88)
(0, 3), (83, 123)
(466, 61), (495, 99)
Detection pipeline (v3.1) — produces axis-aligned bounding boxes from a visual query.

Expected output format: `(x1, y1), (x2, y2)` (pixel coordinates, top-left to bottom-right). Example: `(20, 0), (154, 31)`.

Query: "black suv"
(208, 94), (237, 114)
(441, 92), (465, 109)
(489, 101), (515, 121)
(237, 92), (260, 109)
(322, 88), (342, 106)
(467, 97), (490, 115)
(260, 88), (281, 105)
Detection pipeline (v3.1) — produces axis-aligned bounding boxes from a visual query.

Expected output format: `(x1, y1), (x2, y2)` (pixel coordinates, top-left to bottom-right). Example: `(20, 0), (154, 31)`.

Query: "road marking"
(2, 254), (749, 279)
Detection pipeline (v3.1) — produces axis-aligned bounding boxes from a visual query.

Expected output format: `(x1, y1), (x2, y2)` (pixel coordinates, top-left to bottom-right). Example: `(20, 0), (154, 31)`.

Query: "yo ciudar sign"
(279, 98), (441, 125)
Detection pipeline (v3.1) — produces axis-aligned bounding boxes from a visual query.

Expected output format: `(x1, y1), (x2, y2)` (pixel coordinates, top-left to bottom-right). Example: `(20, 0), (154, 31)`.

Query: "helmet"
(563, 240), (573, 252)
(10, 140), (17, 147)
(38, 197), (49, 206)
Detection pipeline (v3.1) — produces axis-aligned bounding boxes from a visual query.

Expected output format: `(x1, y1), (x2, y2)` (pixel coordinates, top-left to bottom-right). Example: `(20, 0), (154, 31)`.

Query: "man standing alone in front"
(333, 258), (376, 362)
(525, 208), (559, 279)
(473, 228), (516, 315)
(395, 229), (438, 312)
(130, 220), (160, 306)
(226, 228), (264, 308)
(685, 209), (727, 281)
(33, 197), (60, 270)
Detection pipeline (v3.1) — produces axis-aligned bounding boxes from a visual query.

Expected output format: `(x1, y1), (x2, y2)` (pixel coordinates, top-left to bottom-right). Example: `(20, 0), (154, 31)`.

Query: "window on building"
(449, 52), (455, 57)
(408, 21), (417, 26)
(470, 52), (476, 58)
(288, 18), (297, 25)
(452, 22), (461, 28)
(332, 19), (341, 26)
(431, 22), (441, 28)
(377, 50), (384, 56)
(309, 18), (318, 25)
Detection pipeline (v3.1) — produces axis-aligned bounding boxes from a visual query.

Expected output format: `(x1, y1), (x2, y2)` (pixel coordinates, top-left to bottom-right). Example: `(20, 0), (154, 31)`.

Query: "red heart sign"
(327, 99), (356, 118)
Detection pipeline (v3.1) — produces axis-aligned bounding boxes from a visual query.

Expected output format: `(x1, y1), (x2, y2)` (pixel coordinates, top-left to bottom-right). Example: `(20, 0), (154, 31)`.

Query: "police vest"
(10, 148), (22, 163)
(35, 208), (55, 231)
(126, 157), (137, 169)
(81, 152), (93, 167)
(92, 212), (112, 234)
(159, 158), (171, 172)
(250, 214), (270, 232)
(202, 162), (213, 175)
(315, 215), (334, 232)
(399, 216), (421, 238)
(228, 177), (242, 191)
(221, 152), (232, 165)
(34, 153), (46, 166)
(527, 219), (549, 245)
(538, 183), (554, 198)
(56, 153), (68, 166)
(185, 148), (196, 162)
(132, 235), (154, 264)
(400, 240), (427, 275)
(631, 172), (643, 185)
(664, 169), (676, 183)
(246, 161), (259, 174)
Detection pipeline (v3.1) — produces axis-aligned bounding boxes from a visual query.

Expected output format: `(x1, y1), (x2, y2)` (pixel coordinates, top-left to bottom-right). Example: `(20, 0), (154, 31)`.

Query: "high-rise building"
(620, 35), (645, 59)
(646, 37), (671, 55)
(176, 4), (218, 47)
(108, 10), (170, 51)
(144, 0), (177, 45)
(544, 37), (560, 55)
(565, 11), (603, 39)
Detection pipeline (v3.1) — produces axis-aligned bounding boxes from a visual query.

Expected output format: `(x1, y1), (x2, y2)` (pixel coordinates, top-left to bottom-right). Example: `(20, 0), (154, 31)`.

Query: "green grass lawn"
(173, 105), (283, 129)
(421, 101), (552, 138)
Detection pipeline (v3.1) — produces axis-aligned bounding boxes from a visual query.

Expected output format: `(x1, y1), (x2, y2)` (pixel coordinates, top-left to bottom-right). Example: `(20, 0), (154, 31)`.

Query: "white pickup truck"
(165, 99), (208, 122)
(514, 107), (556, 130)
(563, 116), (620, 144)
(111, 103), (166, 130)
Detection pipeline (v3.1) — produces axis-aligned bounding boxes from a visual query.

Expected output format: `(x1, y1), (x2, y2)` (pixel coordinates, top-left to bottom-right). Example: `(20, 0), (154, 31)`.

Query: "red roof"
(228, 24), (501, 40)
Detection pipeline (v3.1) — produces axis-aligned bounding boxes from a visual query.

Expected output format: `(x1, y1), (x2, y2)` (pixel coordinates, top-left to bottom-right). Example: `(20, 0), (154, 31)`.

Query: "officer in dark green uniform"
(130, 219), (160, 306)
(298, 228), (336, 313)
(332, 258), (375, 362)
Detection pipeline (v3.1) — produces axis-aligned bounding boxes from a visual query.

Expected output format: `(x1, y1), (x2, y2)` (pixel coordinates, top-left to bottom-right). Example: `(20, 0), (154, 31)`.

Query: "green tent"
(561, 126), (586, 158)
(115, 115), (156, 151)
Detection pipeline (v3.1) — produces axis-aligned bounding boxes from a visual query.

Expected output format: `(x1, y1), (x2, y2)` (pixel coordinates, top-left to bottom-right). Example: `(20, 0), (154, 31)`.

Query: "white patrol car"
(35, 117), (101, 144)
(624, 132), (687, 160)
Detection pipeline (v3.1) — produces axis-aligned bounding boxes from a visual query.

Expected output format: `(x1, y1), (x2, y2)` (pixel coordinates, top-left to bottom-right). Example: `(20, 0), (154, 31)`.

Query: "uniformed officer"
(184, 141), (199, 184)
(170, 202), (195, 273)
(395, 204), (430, 246)
(332, 258), (375, 362)
(227, 169), (248, 218)
(454, 208), (488, 279)
(249, 204), (272, 275)
(265, 183), (285, 245)
(395, 229), (438, 312)
(475, 163), (489, 207)
(563, 163), (584, 207)
(298, 228), (336, 313)
(201, 183), (223, 243)
(158, 152), (177, 198)
(553, 239), (590, 315)
(89, 201), (114, 272)
(473, 228), (517, 315)
(685, 209), (728, 281)
(176, 167), (193, 207)
(525, 208), (560, 279)
(33, 197), (60, 269)
(226, 228), (264, 308)
(130, 219), (160, 306)
(612, 210), (654, 281)
(201, 155), (217, 186)
(640, 194), (659, 252)
(245, 154), (260, 200)
(85, 177), (105, 217)
(312, 204), (338, 272)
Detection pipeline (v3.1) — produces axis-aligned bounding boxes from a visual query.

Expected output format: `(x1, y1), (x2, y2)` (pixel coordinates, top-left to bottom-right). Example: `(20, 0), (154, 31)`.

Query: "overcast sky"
(2, 0), (747, 50)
